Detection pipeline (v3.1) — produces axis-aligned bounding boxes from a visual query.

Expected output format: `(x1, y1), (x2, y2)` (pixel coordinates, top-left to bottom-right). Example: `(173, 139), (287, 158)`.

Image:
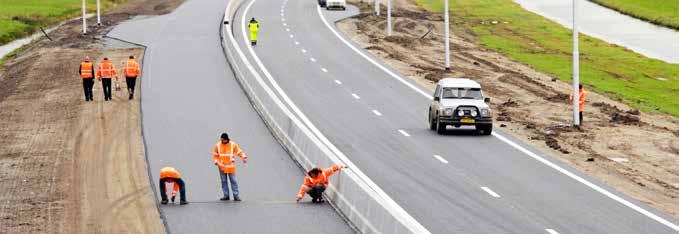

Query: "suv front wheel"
(436, 117), (447, 134)
(477, 124), (492, 135)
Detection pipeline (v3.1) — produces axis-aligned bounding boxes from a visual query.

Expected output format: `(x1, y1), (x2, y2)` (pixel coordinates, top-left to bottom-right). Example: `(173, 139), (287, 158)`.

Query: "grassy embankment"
(589, 0), (679, 30)
(0, 0), (122, 46)
(417, 0), (679, 117)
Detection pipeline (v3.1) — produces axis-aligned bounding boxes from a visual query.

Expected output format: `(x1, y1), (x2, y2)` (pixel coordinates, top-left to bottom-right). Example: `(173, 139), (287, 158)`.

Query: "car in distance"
(428, 78), (493, 135)
(318, 0), (327, 7)
(325, 0), (346, 10)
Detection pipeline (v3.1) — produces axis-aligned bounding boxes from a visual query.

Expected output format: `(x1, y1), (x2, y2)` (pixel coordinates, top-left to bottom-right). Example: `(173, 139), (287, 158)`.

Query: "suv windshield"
(441, 87), (483, 100)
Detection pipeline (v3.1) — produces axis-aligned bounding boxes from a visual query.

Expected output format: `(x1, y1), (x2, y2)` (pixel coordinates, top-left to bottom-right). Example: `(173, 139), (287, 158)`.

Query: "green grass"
(589, 0), (679, 30)
(417, 0), (679, 117)
(0, 0), (123, 46)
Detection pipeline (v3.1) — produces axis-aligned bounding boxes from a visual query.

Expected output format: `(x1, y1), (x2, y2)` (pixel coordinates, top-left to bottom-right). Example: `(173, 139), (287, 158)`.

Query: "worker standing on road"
(123, 55), (141, 100)
(248, 18), (260, 46)
(96, 57), (119, 101)
(78, 56), (95, 102)
(569, 84), (587, 125)
(213, 133), (248, 201)
(159, 166), (188, 205)
(296, 164), (347, 203)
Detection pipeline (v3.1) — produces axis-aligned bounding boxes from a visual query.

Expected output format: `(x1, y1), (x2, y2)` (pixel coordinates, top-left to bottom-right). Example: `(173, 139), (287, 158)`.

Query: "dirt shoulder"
(338, 1), (679, 219)
(0, 0), (182, 233)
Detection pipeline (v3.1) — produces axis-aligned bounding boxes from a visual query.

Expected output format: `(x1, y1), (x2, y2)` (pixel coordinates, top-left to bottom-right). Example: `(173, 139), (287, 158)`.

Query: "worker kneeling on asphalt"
(159, 167), (188, 205)
(296, 164), (347, 203)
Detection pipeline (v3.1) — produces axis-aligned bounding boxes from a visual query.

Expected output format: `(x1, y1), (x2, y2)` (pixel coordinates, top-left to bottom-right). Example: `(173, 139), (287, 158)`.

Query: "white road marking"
(545, 229), (559, 234)
(281, 13), (284, 16)
(301, 49), (307, 53)
(317, 4), (679, 231)
(283, 23), (287, 26)
(351, 93), (360, 99)
(481, 187), (501, 198)
(398, 129), (410, 137)
(310, 57), (316, 62)
(334, 80), (342, 85)
(321, 68), (328, 73)
(372, 110), (382, 116)
(294, 41), (300, 45)
(433, 155), (448, 164)
(282, 18), (285, 21)
(285, 28), (290, 32)
(289, 34), (294, 38)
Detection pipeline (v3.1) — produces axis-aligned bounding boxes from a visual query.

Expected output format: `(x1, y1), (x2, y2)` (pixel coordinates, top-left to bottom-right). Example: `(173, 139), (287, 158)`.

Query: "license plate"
(461, 118), (475, 124)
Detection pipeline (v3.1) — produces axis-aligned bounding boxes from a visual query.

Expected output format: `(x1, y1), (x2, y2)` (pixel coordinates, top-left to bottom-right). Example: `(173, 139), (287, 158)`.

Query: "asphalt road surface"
(107, 0), (353, 233)
(235, 0), (679, 233)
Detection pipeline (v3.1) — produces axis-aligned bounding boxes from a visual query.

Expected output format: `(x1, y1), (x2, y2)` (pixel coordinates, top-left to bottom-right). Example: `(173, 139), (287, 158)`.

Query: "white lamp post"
(387, 0), (392, 36)
(444, 0), (450, 70)
(97, 0), (101, 25)
(572, 0), (580, 126)
(82, 0), (87, 34)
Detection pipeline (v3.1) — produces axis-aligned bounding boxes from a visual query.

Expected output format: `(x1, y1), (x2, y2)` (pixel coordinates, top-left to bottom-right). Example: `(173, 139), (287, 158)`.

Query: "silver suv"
(428, 78), (493, 135)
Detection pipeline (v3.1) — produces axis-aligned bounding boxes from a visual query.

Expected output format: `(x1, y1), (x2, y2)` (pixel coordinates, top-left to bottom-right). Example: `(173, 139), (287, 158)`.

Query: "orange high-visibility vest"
(213, 141), (247, 174)
(124, 59), (140, 77)
(97, 61), (117, 78)
(160, 167), (181, 179)
(166, 181), (179, 196)
(297, 165), (341, 197)
(80, 61), (94, 78)
(570, 89), (587, 112)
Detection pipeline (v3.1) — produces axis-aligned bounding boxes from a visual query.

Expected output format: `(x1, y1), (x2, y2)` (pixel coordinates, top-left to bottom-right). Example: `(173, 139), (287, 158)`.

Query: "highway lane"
(236, 0), (679, 233)
(107, 0), (352, 233)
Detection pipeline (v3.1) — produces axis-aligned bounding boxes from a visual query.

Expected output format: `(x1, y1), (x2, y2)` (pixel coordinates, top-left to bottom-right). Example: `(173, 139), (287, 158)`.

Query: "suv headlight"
(457, 110), (464, 116)
(443, 108), (454, 116)
(471, 110), (478, 117)
(480, 108), (491, 117)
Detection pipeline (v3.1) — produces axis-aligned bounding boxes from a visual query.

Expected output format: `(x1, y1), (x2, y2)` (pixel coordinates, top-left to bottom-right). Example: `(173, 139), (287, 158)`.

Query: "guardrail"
(219, 1), (429, 233)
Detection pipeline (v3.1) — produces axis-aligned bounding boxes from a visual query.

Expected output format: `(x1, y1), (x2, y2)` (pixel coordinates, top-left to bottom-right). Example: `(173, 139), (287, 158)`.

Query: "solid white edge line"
(316, 3), (679, 231)
(397, 129), (410, 137)
(351, 93), (360, 99)
(545, 229), (559, 234)
(372, 110), (382, 116)
(433, 155), (448, 164)
(239, 1), (431, 233)
(481, 187), (501, 198)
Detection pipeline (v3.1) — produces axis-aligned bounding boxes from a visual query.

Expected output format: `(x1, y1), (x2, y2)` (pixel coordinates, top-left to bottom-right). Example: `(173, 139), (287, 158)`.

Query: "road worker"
(296, 164), (347, 203)
(248, 18), (260, 46)
(96, 57), (119, 101)
(123, 55), (141, 100)
(78, 56), (95, 102)
(213, 133), (248, 201)
(159, 166), (188, 205)
(569, 84), (587, 125)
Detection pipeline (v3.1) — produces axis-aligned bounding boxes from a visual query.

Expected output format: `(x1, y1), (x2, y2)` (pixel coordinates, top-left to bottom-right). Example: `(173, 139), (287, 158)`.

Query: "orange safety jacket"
(160, 167), (181, 179)
(297, 165), (342, 198)
(213, 141), (247, 174)
(124, 59), (141, 77)
(97, 60), (117, 79)
(569, 89), (587, 112)
(79, 61), (94, 79)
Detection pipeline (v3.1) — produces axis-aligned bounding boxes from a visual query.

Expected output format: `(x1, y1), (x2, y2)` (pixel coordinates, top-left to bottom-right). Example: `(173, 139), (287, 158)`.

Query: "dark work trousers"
(579, 111), (583, 125)
(101, 78), (113, 101)
(159, 177), (186, 202)
(307, 184), (326, 201)
(82, 78), (94, 101)
(125, 77), (137, 95)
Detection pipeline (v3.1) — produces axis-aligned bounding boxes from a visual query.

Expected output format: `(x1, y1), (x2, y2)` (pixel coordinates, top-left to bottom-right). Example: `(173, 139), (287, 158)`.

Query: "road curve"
(235, 0), (679, 233)
(107, 0), (352, 233)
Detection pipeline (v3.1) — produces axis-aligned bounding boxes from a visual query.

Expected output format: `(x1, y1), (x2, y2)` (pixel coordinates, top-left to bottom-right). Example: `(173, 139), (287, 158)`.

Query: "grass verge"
(0, 0), (124, 46)
(589, 0), (679, 31)
(417, 0), (679, 117)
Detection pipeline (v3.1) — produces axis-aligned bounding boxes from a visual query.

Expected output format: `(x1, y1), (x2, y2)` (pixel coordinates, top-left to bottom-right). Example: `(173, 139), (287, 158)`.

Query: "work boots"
(220, 196), (230, 201)
(161, 199), (168, 205)
(180, 200), (189, 205)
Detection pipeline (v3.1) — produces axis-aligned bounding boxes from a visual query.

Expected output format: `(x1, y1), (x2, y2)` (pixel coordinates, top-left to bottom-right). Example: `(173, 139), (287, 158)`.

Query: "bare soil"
(0, 0), (182, 233)
(339, 0), (679, 219)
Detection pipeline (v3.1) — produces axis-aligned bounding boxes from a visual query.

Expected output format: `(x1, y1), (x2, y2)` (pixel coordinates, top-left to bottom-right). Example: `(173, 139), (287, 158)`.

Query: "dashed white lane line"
(398, 129), (411, 137)
(294, 41), (300, 45)
(310, 57), (316, 62)
(321, 68), (328, 73)
(281, 13), (284, 16)
(301, 49), (307, 53)
(351, 93), (360, 99)
(289, 34), (294, 38)
(282, 18), (286, 21)
(372, 110), (382, 116)
(545, 229), (559, 234)
(283, 23), (287, 26)
(481, 187), (501, 198)
(285, 28), (290, 32)
(334, 80), (342, 85)
(433, 155), (449, 164)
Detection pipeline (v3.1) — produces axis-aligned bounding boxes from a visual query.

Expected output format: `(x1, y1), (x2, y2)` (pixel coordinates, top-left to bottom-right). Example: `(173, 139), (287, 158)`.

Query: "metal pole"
(97, 0), (101, 25)
(387, 0), (392, 36)
(444, 0), (450, 71)
(82, 0), (87, 34)
(572, 0), (580, 126)
(375, 0), (380, 16)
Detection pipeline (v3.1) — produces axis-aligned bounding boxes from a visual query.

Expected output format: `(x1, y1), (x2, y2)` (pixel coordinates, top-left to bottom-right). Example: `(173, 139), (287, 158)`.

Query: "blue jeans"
(219, 169), (239, 198)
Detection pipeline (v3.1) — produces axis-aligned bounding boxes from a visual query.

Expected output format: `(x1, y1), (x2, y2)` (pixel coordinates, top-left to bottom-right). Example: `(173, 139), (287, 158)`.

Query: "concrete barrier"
(219, 1), (429, 233)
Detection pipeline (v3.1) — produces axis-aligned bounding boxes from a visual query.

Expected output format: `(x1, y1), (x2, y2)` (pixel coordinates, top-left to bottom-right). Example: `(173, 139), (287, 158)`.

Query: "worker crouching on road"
(78, 56), (95, 101)
(123, 55), (141, 100)
(569, 84), (587, 125)
(159, 167), (188, 205)
(296, 164), (347, 203)
(248, 18), (260, 46)
(213, 133), (248, 201)
(96, 57), (119, 101)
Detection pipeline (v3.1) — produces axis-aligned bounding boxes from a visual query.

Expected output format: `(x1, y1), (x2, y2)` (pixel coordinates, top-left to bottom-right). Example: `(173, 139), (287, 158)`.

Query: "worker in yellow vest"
(248, 18), (260, 46)
(78, 56), (95, 101)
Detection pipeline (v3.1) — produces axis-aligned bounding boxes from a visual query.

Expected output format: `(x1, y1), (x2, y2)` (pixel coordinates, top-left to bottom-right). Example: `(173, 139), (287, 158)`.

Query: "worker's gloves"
(296, 195), (302, 202)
